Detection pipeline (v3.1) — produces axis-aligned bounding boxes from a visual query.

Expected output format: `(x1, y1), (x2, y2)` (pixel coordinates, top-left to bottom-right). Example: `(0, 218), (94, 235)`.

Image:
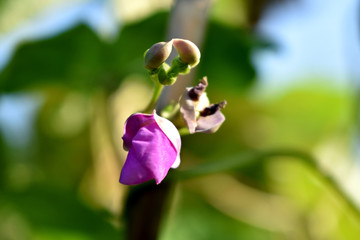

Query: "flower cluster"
(119, 39), (226, 185)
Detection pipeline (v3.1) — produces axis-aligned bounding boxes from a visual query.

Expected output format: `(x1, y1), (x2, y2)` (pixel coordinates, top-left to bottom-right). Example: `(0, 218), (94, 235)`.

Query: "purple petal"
(120, 122), (178, 185)
(118, 147), (154, 184)
(122, 113), (155, 150)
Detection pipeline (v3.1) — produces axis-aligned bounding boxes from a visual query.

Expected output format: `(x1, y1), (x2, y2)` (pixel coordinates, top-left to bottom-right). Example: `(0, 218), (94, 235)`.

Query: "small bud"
(144, 40), (173, 70)
(172, 39), (200, 67)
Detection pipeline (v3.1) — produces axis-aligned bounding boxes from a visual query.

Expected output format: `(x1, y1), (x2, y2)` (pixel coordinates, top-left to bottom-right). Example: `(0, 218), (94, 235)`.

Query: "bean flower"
(120, 111), (181, 185)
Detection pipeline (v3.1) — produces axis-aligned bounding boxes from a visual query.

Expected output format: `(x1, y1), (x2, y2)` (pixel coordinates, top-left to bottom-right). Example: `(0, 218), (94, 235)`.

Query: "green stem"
(315, 166), (360, 221)
(162, 103), (180, 119)
(171, 149), (360, 222)
(143, 74), (164, 113)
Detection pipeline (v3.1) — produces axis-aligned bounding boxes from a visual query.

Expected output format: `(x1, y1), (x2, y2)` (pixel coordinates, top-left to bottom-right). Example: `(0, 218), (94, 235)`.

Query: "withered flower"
(180, 77), (226, 134)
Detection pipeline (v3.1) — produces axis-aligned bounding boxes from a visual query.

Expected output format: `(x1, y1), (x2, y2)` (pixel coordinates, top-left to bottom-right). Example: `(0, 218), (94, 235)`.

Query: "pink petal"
(120, 122), (178, 185)
(118, 147), (154, 185)
(122, 113), (155, 150)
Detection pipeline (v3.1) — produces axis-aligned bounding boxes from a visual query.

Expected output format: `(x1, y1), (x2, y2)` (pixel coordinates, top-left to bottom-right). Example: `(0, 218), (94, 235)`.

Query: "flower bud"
(172, 39), (200, 67)
(144, 40), (173, 70)
(120, 111), (181, 185)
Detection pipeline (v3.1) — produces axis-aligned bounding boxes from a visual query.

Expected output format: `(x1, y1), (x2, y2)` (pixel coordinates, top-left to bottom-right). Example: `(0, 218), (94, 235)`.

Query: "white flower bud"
(144, 40), (173, 70)
(172, 39), (200, 67)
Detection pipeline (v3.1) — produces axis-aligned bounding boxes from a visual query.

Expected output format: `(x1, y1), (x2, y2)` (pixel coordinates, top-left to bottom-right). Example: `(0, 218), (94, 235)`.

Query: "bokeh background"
(1, 0), (360, 239)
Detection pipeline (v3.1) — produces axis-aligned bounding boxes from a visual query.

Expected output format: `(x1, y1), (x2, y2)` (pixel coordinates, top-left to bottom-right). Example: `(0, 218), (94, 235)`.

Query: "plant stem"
(143, 75), (164, 113)
(124, 181), (174, 240)
(123, 1), (212, 239)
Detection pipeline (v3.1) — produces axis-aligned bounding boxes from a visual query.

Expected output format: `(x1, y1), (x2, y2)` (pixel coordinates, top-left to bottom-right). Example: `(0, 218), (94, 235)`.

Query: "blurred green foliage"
(161, 189), (279, 240)
(0, 13), (168, 93)
(197, 22), (258, 92)
(1, 185), (120, 239)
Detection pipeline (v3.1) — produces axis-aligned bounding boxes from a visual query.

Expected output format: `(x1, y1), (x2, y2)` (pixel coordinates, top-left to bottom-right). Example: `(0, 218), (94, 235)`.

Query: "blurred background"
(1, 0), (360, 239)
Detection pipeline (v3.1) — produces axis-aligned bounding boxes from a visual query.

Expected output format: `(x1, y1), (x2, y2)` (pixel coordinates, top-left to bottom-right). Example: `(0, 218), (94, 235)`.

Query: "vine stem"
(171, 149), (360, 222)
(124, 0), (212, 239)
(143, 75), (164, 114)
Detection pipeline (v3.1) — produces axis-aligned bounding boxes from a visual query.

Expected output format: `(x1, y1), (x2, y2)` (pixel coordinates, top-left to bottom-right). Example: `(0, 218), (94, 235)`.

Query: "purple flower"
(120, 111), (181, 185)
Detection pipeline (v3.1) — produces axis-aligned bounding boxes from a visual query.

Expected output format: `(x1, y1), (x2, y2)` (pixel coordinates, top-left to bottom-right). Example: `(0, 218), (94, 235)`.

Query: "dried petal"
(180, 91), (197, 133)
(180, 78), (227, 134)
(188, 77), (208, 101)
(196, 101), (226, 133)
(196, 110), (226, 133)
(200, 101), (227, 117)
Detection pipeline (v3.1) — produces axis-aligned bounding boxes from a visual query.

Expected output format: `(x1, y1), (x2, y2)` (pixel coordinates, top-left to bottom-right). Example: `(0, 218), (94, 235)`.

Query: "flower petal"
(153, 111), (181, 156)
(188, 77), (208, 101)
(118, 147), (154, 185)
(171, 155), (181, 169)
(122, 113), (155, 150)
(195, 111), (225, 133)
(120, 122), (178, 185)
(180, 90), (197, 134)
(195, 101), (227, 133)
